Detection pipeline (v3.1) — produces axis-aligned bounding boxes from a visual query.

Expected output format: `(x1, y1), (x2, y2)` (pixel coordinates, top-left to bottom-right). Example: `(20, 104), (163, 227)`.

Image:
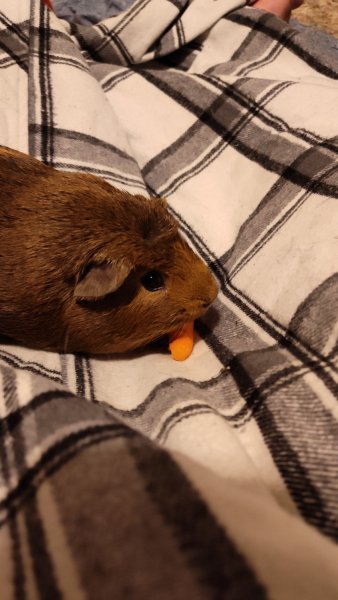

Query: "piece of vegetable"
(169, 321), (194, 361)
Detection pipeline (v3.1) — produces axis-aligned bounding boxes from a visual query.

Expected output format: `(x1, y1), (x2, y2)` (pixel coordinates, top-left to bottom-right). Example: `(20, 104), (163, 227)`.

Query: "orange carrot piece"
(169, 321), (194, 361)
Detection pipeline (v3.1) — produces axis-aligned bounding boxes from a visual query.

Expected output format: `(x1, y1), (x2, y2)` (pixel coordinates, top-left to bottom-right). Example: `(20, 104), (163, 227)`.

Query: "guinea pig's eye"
(141, 270), (165, 292)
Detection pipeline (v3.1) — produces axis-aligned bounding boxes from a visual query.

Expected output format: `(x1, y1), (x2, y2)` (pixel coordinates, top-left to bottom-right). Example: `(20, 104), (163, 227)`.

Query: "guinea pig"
(0, 146), (218, 354)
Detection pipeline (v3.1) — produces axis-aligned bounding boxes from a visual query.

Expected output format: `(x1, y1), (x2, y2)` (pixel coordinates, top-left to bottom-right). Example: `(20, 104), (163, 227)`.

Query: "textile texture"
(0, 0), (338, 598)
(52, 0), (135, 24)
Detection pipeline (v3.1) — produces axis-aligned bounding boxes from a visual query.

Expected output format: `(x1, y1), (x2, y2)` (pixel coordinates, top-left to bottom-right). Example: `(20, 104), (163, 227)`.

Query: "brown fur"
(0, 146), (218, 354)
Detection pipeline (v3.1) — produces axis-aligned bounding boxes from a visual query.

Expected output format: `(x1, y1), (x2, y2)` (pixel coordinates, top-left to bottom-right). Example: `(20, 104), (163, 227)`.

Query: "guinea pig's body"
(0, 146), (218, 354)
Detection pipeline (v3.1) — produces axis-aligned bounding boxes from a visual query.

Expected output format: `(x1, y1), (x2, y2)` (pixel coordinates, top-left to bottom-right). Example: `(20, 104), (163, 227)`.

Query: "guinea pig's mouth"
(146, 312), (200, 349)
(145, 321), (189, 352)
(147, 333), (170, 350)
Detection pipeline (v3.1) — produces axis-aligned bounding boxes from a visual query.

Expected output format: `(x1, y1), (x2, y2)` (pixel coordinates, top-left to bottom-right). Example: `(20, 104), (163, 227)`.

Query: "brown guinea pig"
(0, 146), (218, 354)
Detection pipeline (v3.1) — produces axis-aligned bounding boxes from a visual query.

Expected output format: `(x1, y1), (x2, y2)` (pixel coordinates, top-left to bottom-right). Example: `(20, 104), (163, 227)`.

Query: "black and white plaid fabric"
(0, 0), (338, 597)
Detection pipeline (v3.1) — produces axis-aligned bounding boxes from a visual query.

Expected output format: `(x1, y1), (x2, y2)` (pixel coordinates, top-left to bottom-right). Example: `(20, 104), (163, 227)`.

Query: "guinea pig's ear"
(74, 259), (133, 300)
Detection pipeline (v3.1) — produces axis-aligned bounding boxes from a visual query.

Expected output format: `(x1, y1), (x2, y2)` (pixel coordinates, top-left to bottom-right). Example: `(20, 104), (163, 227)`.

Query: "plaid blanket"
(1, 0), (338, 597)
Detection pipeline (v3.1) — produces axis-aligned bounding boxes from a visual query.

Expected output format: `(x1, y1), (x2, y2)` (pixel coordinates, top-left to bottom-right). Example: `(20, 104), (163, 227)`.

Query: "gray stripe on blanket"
(137, 69), (337, 198)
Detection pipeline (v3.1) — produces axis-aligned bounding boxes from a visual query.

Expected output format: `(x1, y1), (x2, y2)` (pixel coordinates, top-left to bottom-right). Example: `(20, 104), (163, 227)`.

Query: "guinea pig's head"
(64, 195), (218, 354)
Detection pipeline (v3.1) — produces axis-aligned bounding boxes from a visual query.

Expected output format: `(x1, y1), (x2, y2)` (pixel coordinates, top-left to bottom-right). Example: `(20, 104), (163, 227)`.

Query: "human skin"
(251, 0), (304, 22)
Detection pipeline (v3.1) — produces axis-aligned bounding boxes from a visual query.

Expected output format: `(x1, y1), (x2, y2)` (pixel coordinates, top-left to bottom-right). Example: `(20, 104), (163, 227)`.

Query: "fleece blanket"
(0, 0), (338, 597)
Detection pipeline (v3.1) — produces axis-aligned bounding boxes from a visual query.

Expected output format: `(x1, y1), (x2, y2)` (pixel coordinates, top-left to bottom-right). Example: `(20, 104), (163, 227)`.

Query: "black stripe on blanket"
(140, 78), (292, 196)
(75, 355), (86, 397)
(195, 321), (338, 541)
(218, 142), (337, 280)
(163, 194), (338, 432)
(224, 171), (336, 281)
(166, 207), (337, 399)
(0, 368), (37, 600)
(138, 70), (338, 199)
(129, 437), (267, 598)
(0, 391), (75, 434)
(167, 0), (189, 10)
(47, 126), (135, 159)
(142, 70), (337, 190)
(97, 22), (134, 65)
(38, 52), (89, 73)
(176, 18), (186, 48)
(28, 124), (147, 189)
(156, 404), (220, 443)
(222, 283), (337, 393)
(0, 417), (26, 599)
(0, 54), (19, 69)
(84, 357), (96, 403)
(24, 495), (63, 599)
(8, 515), (26, 599)
(109, 0), (152, 36)
(101, 68), (134, 93)
(0, 14), (29, 45)
(0, 50), (87, 73)
(53, 162), (147, 189)
(235, 24), (298, 78)
(211, 275), (338, 399)
(200, 74), (335, 151)
(38, 2), (55, 165)
(2, 366), (19, 414)
(0, 422), (133, 524)
(74, 355), (96, 401)
(227, 10), (338, 80)
(110, 369), (237, 419)
(0, 14), (28, 73)
(0, 349), (62, 382)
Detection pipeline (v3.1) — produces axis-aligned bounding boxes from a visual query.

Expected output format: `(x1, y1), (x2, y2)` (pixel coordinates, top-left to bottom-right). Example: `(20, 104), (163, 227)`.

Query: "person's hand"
(250, 0), (304, 22)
